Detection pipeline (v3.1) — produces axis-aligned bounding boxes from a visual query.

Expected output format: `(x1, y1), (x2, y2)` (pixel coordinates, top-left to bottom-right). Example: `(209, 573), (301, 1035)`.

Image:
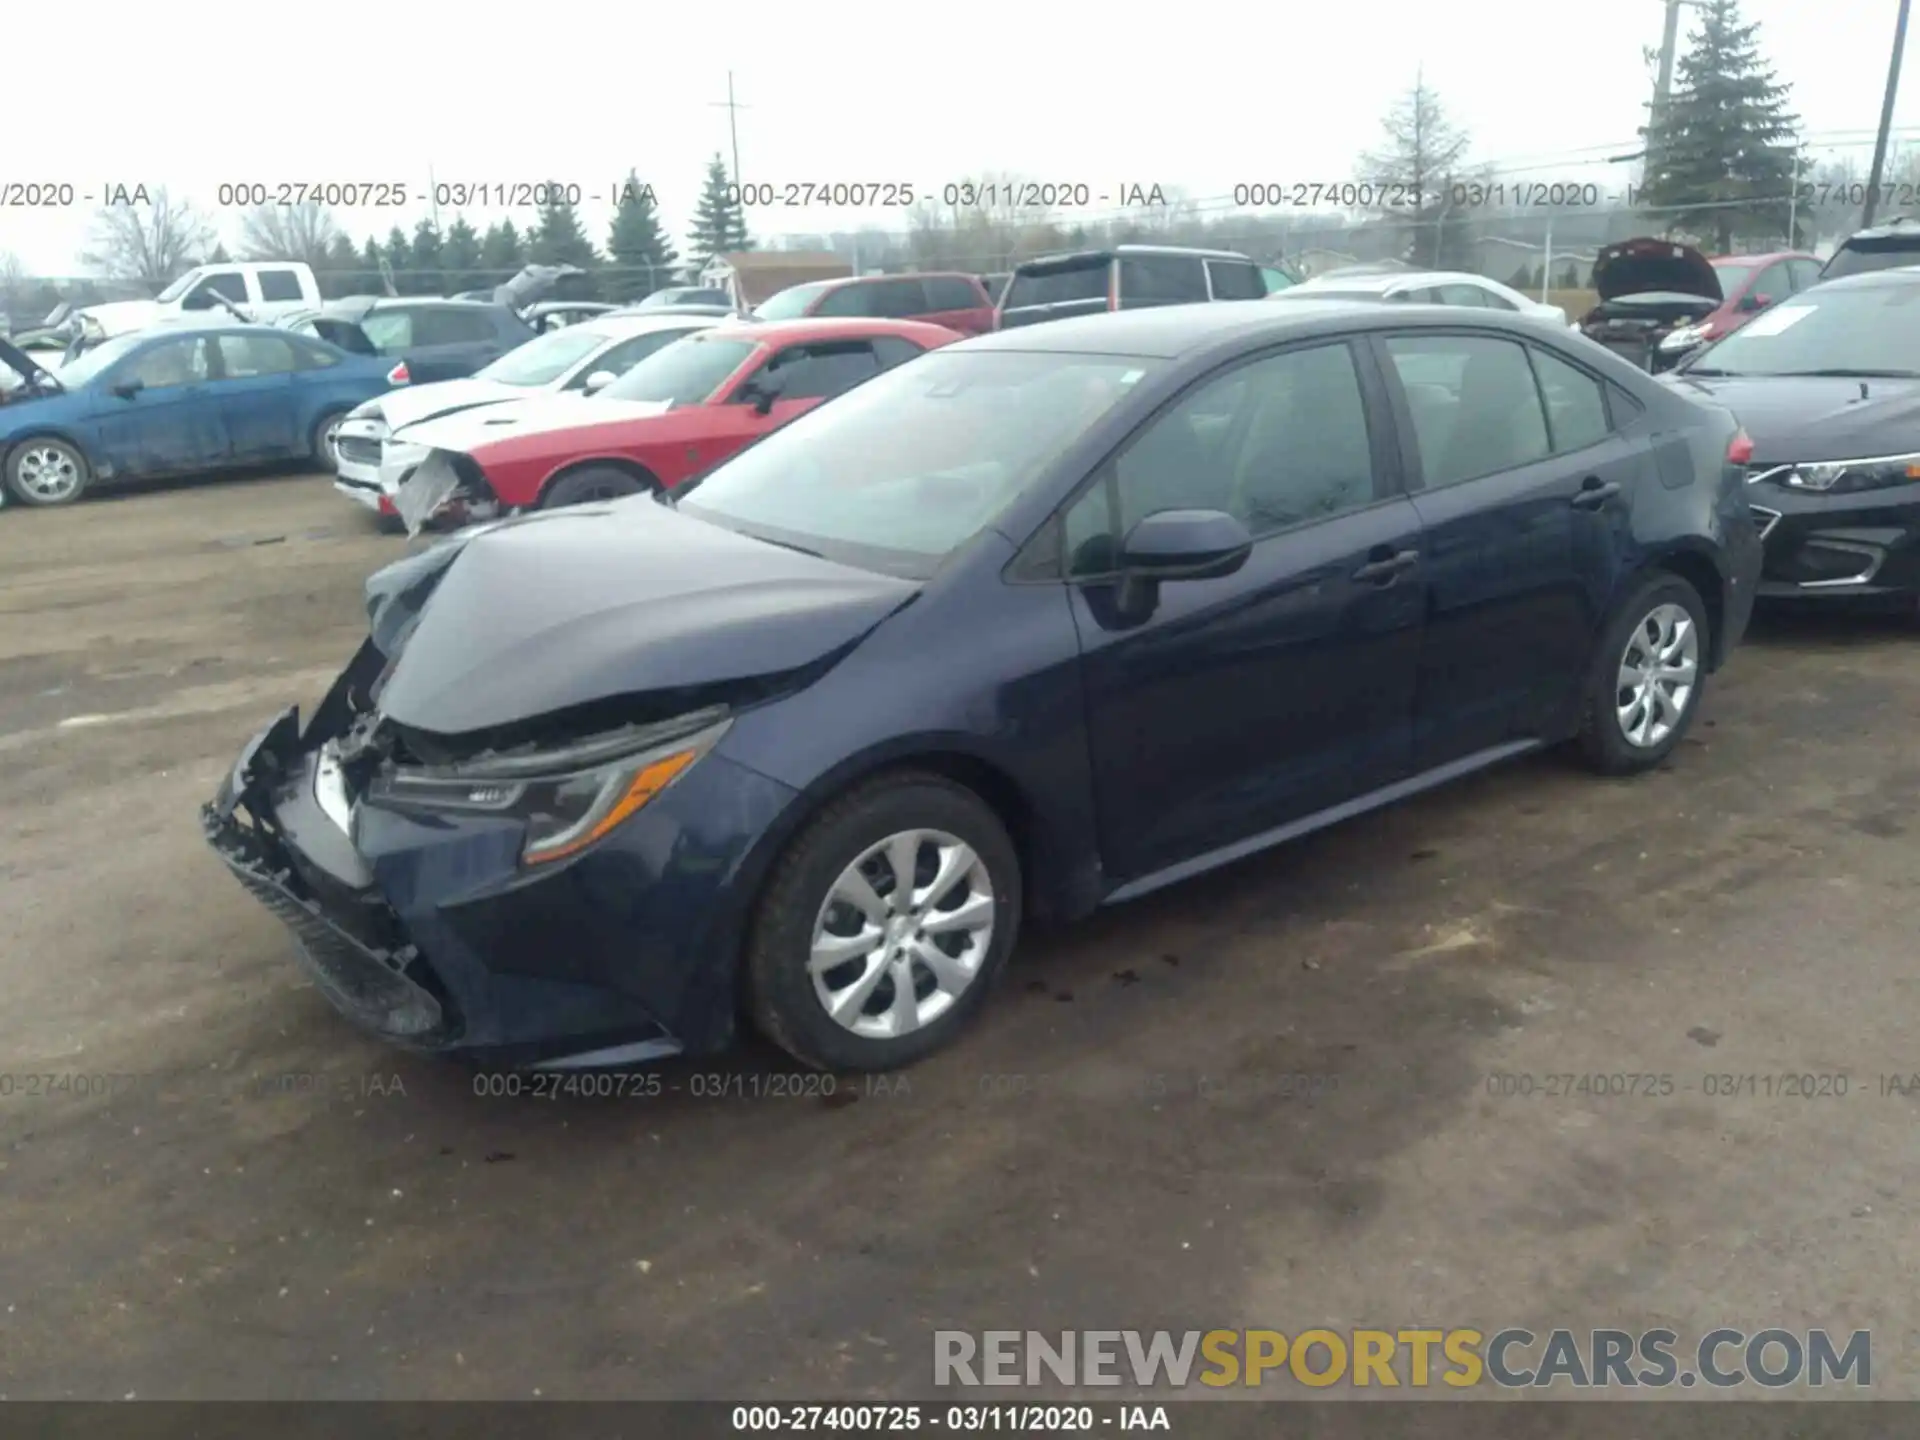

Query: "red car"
(749, 273), (997, 335)
(389, 317), (960, 529)
(1582, 239), (1822, 372)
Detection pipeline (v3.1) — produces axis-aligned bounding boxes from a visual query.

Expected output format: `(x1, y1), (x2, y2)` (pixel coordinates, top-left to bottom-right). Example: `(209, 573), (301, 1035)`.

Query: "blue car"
(203, 302), (1761, 1073)
(0, 324), (395, 507)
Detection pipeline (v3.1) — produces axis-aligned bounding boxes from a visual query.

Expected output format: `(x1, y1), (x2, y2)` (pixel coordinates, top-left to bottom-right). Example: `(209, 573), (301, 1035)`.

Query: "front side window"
(600, 334), (759, 406)
(183, 272), (248, 310)
(1748, 263), (1791, 307)
(1206, 261), (1265, 300)
(1063, 342), (1378, 574)
(754, 282), (833, 320)
(257, 269), (303, 302)
(754, 341), (882, 400)
(1384, 334), (1551, 487)
(679, 351), (1158, 572)
(358, 310), (413, 351)
(923, 276), (983, 310)
(814, 283), (883, 319)
(570, 329), (694, 387)
(118, 336), (212, 390)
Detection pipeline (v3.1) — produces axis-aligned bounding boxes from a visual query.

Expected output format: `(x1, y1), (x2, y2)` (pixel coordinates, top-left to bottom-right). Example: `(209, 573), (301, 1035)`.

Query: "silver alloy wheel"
(1615, 601), (1699, 748)
(14, 443), (82, 502)
(319, 417), (345, 467)
(808, 828), (997, 1040)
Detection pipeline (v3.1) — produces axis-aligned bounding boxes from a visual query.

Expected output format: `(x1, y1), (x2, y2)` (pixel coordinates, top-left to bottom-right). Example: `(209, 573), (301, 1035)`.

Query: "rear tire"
(310, 410), (349, 475)
(1576, 571), (1710, 775)
(746, 773), (1022, 1072)
(541, 466), (649, 508)
(4, 436), (92, 506)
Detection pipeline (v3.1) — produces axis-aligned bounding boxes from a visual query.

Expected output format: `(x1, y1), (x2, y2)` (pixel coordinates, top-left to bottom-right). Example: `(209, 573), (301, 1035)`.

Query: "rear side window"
(868, 279), (930, 318)
(412, 308), (500, 345)
(359, 311), (413, 351)
(923, 276), (983, 310)
(815, 282), (884, 318)
(1383, 334), (1551, 488)
(1004, 262), (1110, 309)
(1206, 260), (1265, 300)
(257, 269), (304, 302)
(1119, 254), (1208, 306)
(1527, 347), (1611, 453)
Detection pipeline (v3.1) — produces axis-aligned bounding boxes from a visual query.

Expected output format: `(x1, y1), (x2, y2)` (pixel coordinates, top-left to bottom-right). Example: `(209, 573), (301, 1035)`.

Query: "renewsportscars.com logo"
(933, 1328), (1872, 1390)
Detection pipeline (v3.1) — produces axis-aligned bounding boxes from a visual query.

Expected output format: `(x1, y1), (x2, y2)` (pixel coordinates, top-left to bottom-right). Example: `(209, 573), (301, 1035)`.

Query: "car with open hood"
(0, 324), (394, 506)
(1578, 238), (1729, 369)
(202, 300), (1758, 1073)
(385, 316), (960, 532)
(1664, 266), (1920, 607)
(1651, 250), (1822, 370)
(331, 312), (725, 522)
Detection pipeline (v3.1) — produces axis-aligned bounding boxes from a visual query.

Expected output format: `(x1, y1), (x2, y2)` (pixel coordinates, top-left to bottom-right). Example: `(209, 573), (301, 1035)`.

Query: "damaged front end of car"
(392, 447), (503, 535)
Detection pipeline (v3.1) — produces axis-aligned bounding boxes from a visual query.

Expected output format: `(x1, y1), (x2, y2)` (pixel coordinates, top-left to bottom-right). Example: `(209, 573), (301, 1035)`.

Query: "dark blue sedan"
(0, 324), (394, 507)
(202, 301), (1762, 1073)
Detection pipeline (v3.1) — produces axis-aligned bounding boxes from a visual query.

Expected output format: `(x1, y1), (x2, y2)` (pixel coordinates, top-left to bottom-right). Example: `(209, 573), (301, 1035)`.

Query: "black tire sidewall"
(4, 436), (90, 506)
(543, 467), (647, 508)
(747, 775), (1022, 1072)
(1580, 573), (1709, 774)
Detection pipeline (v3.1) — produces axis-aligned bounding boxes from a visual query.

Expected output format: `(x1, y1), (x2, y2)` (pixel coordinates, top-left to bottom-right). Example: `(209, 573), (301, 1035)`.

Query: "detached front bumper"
(1748, 478), (1920, 602)
(200, 647), (801, 1067)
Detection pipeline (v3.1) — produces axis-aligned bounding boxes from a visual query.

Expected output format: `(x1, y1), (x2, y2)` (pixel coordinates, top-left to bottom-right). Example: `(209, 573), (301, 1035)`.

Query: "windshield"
(1820, 243), (1920, 280)
(154, 270), (203, 304)
(1711, 262), (1757, 294)
(600, 335), (757, 405)
(678, 350), (1160, 572)
(753, 283), (831, 320)
(476, 327), (612, 387)
(1688, 284), (1920, 377)
(54, 332), (150, 387)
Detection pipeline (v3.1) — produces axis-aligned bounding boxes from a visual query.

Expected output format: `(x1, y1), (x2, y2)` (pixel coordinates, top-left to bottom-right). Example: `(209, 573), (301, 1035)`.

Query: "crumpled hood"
(363, 377), (528, 431)
(1665, 374), (1920, 462)
(395, 394), (672, 453)
(0, 337), (61, 392)
(369, 501), (918, 736)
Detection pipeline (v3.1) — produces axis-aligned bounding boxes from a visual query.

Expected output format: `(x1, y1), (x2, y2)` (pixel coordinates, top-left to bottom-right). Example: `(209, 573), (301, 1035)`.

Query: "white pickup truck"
(76, 261), (327, 340)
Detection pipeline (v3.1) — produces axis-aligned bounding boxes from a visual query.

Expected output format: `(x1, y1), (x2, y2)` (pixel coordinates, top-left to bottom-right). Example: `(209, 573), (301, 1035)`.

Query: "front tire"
(746, 773), (1022, 1072)
(4, 436), (92, 506)
(1576, 571), (1709, 775)
(542, 466), (649, 508)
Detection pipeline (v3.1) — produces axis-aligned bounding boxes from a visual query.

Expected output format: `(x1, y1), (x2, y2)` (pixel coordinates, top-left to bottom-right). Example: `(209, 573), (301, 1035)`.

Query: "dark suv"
(997, 245), (1267, 329)
(752, 273), (996, 334)
(1817, 216), (1920, 283)
(281, 299), (535, 386)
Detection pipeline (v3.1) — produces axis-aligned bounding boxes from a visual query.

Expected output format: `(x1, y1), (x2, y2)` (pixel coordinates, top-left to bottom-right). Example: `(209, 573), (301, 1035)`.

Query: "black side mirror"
(1742, 292), (1771, 312)
(112, 379), (144, 400)
(1109, 508), (1253, 618)
(749, 374), (785, 415)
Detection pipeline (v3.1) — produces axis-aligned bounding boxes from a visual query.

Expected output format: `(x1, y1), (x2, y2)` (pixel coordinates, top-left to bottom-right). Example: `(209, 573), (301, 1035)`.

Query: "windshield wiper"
(1680, 366), (1732, 376)
(1772, 368), (1920, 379)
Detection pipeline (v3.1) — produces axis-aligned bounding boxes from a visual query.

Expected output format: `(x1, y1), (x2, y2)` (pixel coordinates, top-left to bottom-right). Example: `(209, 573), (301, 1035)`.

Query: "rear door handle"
(1352, 548), (1420, 584)
(1571, 478), (1622, 510)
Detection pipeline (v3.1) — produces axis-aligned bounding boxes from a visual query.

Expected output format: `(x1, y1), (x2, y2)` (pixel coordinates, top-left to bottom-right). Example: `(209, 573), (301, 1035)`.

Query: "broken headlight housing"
(364, 709), (731, 867)
(1783, 453), (1920, 494)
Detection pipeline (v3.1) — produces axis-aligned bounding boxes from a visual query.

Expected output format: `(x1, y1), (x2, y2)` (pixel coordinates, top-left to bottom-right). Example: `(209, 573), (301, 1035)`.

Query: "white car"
(333, 312), (722, 518)
(1274, 269), (1574, 326)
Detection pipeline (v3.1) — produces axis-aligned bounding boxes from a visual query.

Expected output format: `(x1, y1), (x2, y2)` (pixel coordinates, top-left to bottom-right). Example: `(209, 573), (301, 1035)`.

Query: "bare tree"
(1358, 72), (1474, 265)
(0, 251), (27, 314)
(81, 187), (215, 287)
(906, 172), (1067, 271)
(237, 201), (342, 266)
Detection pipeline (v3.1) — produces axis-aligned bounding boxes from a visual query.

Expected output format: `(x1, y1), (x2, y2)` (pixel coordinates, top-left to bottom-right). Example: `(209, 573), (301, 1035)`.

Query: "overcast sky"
(7, 0), (1914, 275)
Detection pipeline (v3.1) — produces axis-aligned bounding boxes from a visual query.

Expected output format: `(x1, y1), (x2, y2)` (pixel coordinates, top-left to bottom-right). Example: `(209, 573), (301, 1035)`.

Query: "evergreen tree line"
(314, 155), (752, 301)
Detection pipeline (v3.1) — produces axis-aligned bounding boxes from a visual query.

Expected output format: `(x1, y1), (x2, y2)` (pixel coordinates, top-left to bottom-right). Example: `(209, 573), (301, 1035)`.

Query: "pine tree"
(320, 232), (361, 299)
(358, 238), (386, 296)
(530, 183), (601, 275)
(478, 220), (528, 292)
(606, 171), (680, 300)
(382, 225), (414, 293)
(687, 154), (751, 270)
(440, 217), (482, 294)
(409, 218), (445, 294)
(207, 241), (234, 264)
(1637, 0), (1799, 251)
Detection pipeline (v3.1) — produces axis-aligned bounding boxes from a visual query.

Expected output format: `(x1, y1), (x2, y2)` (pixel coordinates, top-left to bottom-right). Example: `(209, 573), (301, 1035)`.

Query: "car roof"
(578, 312), (725, 338)
(1291, 270), (1493, 293)
(1012, 244), (1253, 270)
(699, 316), (960, 345)
(955, 299), (1564, 359)
(1837, 216), (1920, 242)
(1801, 264), (1920, 292)
(816, 271), (979, 288)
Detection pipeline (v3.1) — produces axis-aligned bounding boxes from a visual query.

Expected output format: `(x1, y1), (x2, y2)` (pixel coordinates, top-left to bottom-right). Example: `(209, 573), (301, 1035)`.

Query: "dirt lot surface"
(2, 472), (1917, 1402)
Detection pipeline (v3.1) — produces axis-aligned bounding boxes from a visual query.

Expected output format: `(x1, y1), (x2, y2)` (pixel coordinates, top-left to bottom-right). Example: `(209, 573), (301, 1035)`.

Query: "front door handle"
(1352, 548), (1420, 584)
(1571, 478), (1622, 510)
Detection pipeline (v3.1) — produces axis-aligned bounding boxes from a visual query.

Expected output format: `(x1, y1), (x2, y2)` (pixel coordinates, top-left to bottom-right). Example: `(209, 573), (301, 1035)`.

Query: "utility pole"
(1644, 0), (1688, 184)
(1861, 0), (1913, 229)
(710, 72), (748, 186)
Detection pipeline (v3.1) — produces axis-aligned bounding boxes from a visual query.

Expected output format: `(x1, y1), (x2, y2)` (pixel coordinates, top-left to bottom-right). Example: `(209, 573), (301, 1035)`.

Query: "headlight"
(1783, 453), (1920, 494)
(1660, 325), (1703, 350)
(365, 710), (730, 866)
(347, 399), (384, 421)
